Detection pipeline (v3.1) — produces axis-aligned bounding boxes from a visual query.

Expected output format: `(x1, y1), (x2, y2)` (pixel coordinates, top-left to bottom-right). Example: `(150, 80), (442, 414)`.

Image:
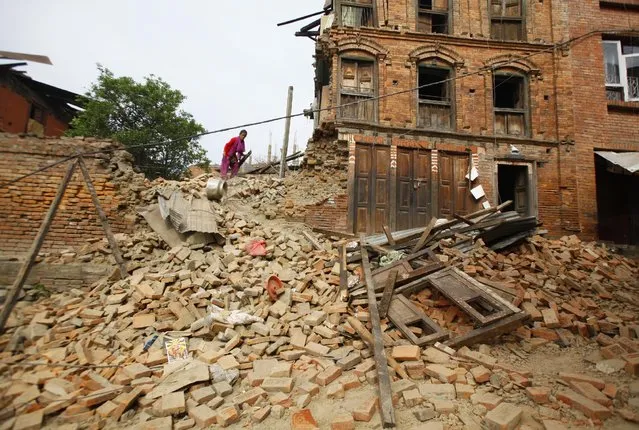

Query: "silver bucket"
(205, 178), (228, 201)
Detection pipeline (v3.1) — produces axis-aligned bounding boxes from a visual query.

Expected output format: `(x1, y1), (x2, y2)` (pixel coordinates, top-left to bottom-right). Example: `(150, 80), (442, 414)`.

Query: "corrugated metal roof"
(595, 151), (639, 174)
(158, 192), (220, 234)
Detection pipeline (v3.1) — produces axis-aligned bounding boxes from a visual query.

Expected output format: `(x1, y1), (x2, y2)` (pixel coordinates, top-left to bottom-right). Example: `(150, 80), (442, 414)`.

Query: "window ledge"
(607, 100), (639, 112)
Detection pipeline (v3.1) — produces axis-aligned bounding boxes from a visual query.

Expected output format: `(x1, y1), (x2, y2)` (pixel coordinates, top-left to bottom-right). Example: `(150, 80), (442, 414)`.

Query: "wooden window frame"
(417, 63), (455, 130)
(416, 0), (452, 34)
(490, 0), (525, 42)
(339, 0), (376, 28)
(493, 72), (530, 137)
(338, 55), (378, 123)
(603, 40), (639, 102)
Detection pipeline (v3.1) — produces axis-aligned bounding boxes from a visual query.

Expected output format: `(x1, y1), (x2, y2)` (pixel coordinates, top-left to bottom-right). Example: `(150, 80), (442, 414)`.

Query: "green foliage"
(67, 65), (209, 179)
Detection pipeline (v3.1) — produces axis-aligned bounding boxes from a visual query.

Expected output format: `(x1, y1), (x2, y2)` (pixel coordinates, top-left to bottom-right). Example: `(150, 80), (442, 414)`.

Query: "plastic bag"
(190, 304), (262, 331)
(246, 239), (267, 256)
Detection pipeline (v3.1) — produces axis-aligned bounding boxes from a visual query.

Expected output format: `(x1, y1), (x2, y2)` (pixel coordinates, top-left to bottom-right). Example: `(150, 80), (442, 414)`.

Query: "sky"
(0, 0), (319, 162)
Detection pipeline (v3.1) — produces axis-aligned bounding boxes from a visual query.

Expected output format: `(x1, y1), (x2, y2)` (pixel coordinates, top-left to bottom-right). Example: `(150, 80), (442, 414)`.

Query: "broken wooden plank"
(426, 268), (513, 326)
(382, 225), (396, 246)
(378, 270), (398, 319)
(302, 231), (323, 251)
(360, 235), (395, 428)
(346, 316), (409, 380)
(387, 295), (449, 346)
(445, 312), (530, 348)
(412, 217), (438, 254)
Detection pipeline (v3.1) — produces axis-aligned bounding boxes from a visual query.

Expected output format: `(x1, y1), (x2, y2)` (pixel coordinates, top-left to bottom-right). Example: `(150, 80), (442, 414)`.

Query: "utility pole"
(280, 86), (293, 178)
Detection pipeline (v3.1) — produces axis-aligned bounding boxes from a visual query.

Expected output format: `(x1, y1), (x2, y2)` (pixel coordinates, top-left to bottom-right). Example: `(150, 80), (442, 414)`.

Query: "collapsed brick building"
(301, 0), (639, 244)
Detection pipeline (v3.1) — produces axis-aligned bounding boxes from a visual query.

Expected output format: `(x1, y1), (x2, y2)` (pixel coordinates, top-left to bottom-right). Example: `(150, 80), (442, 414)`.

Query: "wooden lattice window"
(340, 58), (376, 122)
(490, 0), (524, 41)
(417, 0), (450, 34)
(341, 0), (375, 27)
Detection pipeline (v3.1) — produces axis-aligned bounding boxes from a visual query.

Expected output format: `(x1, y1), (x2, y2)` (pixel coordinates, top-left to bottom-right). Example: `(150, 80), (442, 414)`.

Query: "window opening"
(417, 66), (452, 129)
(493, 74), (527, 136)
(490, 0), (524, 41)
(417, 0), (449, 34)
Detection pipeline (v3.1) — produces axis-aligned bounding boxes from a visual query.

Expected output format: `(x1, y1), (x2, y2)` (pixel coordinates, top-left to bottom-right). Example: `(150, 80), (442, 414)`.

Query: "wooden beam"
(445, 312), (529, 348)
(337, 243), (348, 303)
(78, 157), (128, 278)
(301, 230), (323, 251)
(378, 270), (397, 319)
(0, 159), (78, 332)
(360, 235), (396, 428)
(346, 316), (409, 380)
(382, 225), (396, 246)
(411, 217), (438, 254)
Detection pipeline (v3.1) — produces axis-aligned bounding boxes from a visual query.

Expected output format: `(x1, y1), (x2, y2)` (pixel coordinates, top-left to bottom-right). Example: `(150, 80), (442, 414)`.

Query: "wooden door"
(397, 149), (432, 230)
(438, 152), (471, 218)
(354, 144), (390, 234)
(514, 168), (528, 216)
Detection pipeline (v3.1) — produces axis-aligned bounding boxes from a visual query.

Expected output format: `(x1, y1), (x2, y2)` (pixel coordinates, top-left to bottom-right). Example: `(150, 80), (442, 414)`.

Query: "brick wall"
(0, 134), (138, 255)
(304, 194), (349, 233)
(568, 2), (639, 239)
(312, 0), (639, 240)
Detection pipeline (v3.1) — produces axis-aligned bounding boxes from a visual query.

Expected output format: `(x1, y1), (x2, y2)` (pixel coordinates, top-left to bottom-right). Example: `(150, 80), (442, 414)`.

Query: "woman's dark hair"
(240, 129), (248, 135)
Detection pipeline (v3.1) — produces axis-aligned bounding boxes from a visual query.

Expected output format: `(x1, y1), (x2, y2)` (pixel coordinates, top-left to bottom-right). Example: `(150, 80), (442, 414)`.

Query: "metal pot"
(205, 178), (228, 201)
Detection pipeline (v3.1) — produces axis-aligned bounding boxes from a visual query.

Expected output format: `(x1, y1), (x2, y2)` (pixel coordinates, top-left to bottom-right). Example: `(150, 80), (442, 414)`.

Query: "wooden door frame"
(493, 160), (538, 217)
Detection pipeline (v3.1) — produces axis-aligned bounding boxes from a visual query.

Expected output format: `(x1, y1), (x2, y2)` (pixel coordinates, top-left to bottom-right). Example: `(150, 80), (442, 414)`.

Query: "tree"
(67, 65), (209, 179)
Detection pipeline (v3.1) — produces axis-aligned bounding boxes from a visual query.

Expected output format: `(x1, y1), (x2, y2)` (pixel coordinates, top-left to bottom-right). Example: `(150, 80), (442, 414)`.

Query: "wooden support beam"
(382, 225), (396, 246)
(360, 235), (396, 428)
(411, 217), (438, 254)
(378, 270), (397, 319)
(78, 157), (128, 278)
(346, 316), (409, 380)
(336, 243), (348, 303)
(0, 159), (78, 332)
(301, 230), (323, 251)
(444, 312), (529, 348)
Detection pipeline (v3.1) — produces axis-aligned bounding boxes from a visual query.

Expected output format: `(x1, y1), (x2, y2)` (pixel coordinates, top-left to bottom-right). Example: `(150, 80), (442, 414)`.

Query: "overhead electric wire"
(1, 27), (637, 189)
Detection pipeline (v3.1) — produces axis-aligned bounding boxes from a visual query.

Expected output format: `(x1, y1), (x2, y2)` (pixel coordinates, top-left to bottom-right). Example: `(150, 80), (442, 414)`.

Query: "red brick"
(352, 396), (378, 422)
(291, 409), (319, 430)
(558, 372), (605, 390)
(570, 381), (612, 407)
(556, 390), (612, 420)
(526, 386), (550, 404)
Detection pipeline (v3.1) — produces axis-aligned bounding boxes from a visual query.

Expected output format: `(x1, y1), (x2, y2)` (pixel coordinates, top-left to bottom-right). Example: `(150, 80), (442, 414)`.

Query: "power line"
(0, 28), (636, 189)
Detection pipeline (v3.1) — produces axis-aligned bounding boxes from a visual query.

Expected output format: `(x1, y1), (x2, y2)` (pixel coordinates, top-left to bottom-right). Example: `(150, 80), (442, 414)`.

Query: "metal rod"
(276, 10), (324, 27)
(0, 159), (78, 332)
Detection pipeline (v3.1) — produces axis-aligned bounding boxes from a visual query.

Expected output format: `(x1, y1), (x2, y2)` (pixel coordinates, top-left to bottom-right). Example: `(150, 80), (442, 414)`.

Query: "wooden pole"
(279, 86), (293, 178)
(0, 159), (78, 332)
(78, 157), (128, 278)
(360, 234), (396, 428)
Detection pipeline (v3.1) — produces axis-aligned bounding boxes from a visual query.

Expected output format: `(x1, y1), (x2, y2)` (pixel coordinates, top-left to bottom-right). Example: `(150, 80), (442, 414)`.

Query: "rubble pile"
(1, 173), (638, 430)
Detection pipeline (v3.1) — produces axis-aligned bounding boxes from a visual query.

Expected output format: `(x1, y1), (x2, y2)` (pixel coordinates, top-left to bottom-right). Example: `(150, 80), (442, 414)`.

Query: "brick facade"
(304, 0), (639, 240)
(0, 134), (137, 255)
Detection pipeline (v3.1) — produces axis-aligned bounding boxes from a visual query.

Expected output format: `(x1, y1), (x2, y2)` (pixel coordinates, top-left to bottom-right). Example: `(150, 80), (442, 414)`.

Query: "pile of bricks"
(1, 169), (638, 429)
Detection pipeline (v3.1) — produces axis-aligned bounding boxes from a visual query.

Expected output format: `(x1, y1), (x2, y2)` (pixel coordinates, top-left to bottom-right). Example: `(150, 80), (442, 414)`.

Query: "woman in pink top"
(220, 129), (247, 179)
